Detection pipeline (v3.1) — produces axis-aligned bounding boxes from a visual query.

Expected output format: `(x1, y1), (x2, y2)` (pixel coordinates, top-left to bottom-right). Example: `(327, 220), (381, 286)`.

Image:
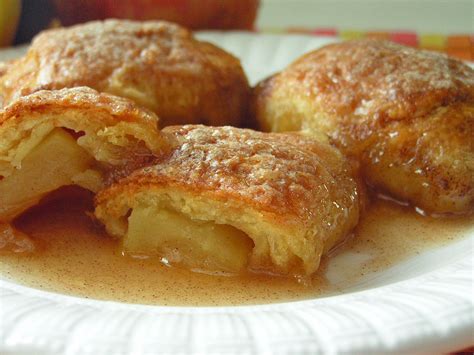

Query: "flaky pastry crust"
(95, 125), (361, 277)
(0, 87), (167, 178)
(0, 19), (249, 127)
(253, 39), (474, 214)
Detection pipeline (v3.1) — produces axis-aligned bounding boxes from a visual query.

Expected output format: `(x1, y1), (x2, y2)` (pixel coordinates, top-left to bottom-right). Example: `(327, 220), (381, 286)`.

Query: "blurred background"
(0, 0), (472, 59)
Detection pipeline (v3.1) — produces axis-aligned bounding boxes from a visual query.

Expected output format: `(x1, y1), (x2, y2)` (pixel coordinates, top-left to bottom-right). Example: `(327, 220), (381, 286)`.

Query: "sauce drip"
(0, 195), (472, 306)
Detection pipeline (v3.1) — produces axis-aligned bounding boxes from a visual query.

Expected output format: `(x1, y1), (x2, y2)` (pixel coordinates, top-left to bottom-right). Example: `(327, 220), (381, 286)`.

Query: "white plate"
(0, 32), (473, 355)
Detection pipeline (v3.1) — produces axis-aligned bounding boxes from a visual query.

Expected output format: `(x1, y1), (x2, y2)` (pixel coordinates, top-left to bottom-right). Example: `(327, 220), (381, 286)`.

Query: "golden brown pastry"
(0, 87), (168, 221)
(0, 62), (7, 107)
(95, 125), (361, 277)
(0, 61), (9, 78)
(0, 19), (249, 127)
(252, 39), (474, 215)
(0, 59), (14, 107)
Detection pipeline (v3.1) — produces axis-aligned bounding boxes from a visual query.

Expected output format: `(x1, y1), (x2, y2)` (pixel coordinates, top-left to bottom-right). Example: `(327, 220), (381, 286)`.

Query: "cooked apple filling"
(0, 129), (103, 221)
(125, 204), (254, 274)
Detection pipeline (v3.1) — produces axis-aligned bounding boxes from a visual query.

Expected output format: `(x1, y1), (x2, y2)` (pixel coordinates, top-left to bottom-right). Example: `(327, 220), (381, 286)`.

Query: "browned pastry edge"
(0, 86), (159, 127)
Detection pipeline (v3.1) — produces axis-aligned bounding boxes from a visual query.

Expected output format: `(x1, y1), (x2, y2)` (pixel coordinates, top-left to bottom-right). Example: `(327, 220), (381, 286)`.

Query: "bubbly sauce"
(0, 195), (472, 306)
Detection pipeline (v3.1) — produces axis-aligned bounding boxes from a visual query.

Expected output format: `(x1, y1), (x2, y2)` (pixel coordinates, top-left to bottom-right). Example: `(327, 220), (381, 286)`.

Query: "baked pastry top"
(0, 60), (11, 107)
(252, 39), (474, 215)
(0, 87), (168, 221)
(0, 61), (9, 78)
(0, 19), (249, 127)
(95, 125), (361, 277)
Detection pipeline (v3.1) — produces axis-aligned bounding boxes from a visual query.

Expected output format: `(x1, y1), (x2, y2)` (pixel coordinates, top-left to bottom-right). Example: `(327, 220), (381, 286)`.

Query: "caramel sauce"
(0, 193), (472, 306)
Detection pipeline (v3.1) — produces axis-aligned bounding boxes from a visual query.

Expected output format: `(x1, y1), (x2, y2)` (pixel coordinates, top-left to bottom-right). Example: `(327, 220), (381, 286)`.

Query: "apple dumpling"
(252, 39), (474, 215)
(95, 125), (362, 277)
(0, 19), (250, 127)
(0, 87), (168, 222)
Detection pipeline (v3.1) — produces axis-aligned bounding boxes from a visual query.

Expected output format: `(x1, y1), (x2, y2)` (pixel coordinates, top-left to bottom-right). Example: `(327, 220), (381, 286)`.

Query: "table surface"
(257, 0), (473, 61)
(259, 0), (473, 33)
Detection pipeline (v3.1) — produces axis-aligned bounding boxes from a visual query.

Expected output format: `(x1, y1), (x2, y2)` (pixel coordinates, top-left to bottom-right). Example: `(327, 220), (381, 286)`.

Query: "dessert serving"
(0, 20), (250, 127)
(0, 86), (166, 222)
(95, 125), (361, 277)
(253, 39), (474, 215)
(0, 23), (473, 307)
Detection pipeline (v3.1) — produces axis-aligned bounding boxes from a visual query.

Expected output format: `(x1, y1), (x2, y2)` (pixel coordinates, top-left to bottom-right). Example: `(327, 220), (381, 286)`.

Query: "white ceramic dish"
(0, 32), (473, 355)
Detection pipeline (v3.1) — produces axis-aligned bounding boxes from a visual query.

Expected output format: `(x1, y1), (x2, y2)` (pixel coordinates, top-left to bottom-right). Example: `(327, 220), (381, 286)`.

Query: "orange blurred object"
(103, 0), (259, 30)
(52, 0), (104, 26)
(54, 0), (259, 30)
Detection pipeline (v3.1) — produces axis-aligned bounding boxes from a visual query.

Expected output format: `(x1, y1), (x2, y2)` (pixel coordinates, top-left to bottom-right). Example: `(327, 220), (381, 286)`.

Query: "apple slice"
(0, 129), (97, 220)
(125, 204), (254, 273)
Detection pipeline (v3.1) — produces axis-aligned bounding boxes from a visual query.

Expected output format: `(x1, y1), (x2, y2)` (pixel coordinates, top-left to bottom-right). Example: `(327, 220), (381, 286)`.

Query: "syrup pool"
(0, 194), (472, 306)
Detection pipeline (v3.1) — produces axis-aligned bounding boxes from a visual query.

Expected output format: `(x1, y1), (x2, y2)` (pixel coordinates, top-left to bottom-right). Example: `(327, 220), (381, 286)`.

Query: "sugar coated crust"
(95, 125), (362, 277)
(253, 39), (474, 214)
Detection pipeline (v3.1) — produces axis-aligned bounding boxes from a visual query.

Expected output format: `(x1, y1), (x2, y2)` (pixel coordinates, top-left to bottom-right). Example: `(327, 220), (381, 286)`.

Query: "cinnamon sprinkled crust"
(255, 39), (473, 126)
(0, 19), (249, 127)
(95, 125), (361, 276)
(253, 39), (474, 214)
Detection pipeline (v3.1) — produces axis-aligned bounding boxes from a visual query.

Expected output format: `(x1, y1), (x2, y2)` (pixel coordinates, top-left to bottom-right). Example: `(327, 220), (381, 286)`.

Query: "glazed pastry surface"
(95, 125), (361, 277)
(0, 19), (249, 127)
(253, 39), (474, 215)
(0, 87), (167, 221)
(0, 60), (11, 107)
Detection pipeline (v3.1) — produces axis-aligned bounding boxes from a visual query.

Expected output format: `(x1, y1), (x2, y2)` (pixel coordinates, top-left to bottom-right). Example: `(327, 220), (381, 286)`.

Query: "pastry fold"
(0, 87), (167, 221)
(95, 125), (361, 277)
(0, 19), (249, 127)
(252, 39), (474, 215)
